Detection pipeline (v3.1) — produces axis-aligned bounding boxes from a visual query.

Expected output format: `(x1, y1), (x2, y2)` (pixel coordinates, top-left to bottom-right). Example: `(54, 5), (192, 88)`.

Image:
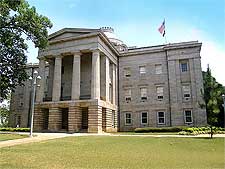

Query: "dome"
(100, 27), (124, 45)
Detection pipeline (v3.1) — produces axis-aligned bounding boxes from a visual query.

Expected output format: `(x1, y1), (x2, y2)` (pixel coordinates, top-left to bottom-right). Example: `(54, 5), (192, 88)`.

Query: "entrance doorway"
(81, 107), (88, 130)
(61, 108), (68, 131)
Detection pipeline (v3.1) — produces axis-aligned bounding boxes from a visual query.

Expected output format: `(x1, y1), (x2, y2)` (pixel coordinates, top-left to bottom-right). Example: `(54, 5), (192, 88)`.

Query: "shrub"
(178, 131), (189, 135)
(134, 127), (184, 133)
(0, 127), (30, 132)
(135, 126), (225, 135)
(178, 126), (225, 135)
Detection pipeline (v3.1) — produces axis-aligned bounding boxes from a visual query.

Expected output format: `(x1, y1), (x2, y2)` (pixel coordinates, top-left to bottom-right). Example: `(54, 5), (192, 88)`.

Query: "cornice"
(48, 32), (99, 45)
(120, 41), (202, 57)
(48, 28), (99, 40)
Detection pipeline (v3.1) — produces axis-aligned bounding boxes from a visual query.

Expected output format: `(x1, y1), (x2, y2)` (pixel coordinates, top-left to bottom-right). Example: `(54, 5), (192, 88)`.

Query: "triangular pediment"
(48, 28), (99, 41)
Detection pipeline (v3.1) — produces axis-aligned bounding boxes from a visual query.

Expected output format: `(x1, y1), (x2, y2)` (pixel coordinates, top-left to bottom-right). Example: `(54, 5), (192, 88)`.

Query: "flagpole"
(164, 35), (167, 44)
(158, 19), (168, 44)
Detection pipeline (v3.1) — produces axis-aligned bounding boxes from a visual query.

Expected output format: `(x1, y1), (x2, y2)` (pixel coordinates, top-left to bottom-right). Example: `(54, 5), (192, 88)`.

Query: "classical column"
(91, 50), (100, 99)
(71, 52), (81, 100)
(47, 59), (54, 99)
(52, 55), (62, 101)
(115, 65), (118, 105)
(36, 58), (45, 102)
(105, 57), (110, 102)
(112, 64), (116, 104)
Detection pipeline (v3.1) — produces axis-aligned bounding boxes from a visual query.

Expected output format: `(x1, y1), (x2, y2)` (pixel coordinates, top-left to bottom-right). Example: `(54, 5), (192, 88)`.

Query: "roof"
(46, 27), (201, 57)
(121, 41), (202, 56)
(48, 28), (100, 40)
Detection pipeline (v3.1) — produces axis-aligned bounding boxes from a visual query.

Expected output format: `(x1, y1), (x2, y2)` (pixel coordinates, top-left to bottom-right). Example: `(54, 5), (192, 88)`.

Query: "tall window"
(124, 68), (131, 77)
(155, 64), (162, 74)
(184, 110), (193, 123)
(125, 89), (131, 102)
(141, 112), (148, 124)
(156, 86), (164, 100)
(139, 66), (146, 75)
(125, 113), (132, 125)
(140, 87), (147, 101)
(157, 112), (165, 124)
(180, 60), (189, 72)
(182, 85), (191, 100)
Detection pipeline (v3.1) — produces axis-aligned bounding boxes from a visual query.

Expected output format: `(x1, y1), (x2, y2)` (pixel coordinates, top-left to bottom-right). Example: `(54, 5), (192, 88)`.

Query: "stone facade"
(9, 27), (207, 132)
(9, 64), (39, 128)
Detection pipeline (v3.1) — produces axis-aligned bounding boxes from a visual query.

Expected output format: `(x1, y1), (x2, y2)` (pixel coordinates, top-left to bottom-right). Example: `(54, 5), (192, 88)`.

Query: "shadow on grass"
(192, 137), (218, 140)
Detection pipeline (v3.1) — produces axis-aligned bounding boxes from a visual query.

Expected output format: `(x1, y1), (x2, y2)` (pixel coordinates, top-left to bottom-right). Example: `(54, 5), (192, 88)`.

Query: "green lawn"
(0, 136), (224, 169)
(0, 133), (27, 141)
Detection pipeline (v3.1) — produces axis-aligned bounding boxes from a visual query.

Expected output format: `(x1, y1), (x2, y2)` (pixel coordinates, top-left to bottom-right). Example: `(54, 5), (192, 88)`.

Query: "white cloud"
(201, 40), (225, 85)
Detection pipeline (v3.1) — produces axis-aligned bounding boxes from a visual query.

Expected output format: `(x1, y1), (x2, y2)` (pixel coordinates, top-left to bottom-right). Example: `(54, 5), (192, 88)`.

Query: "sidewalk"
(1, 132), (224, 148)
(0, 132), (110, 148)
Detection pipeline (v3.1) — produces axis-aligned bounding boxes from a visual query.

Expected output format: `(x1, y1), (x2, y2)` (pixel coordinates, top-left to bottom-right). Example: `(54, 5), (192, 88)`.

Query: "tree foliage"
(202, 66), (225, 127)
(0, 0), (52, 100)
(0, 104), (10, 127)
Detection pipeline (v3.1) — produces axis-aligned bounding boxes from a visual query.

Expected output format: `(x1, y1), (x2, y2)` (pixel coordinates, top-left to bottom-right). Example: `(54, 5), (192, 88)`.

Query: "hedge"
(178, 127), (225, 135)
(0, 127), (30, 132)
(134, 126), (225, 134)
(134, 127), (185, 133)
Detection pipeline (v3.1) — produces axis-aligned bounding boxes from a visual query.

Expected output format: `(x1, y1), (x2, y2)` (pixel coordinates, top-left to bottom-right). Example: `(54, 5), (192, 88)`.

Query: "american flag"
(158, 20), (165, 37)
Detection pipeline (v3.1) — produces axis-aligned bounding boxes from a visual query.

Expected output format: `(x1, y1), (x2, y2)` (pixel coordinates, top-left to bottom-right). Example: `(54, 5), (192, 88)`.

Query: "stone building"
(10, 27), (207, 132)
(10, 63), (39, 128)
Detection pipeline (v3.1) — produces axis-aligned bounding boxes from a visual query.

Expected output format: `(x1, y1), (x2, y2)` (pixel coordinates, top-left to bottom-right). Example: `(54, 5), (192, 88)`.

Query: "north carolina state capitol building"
(9, 27), (207, 132)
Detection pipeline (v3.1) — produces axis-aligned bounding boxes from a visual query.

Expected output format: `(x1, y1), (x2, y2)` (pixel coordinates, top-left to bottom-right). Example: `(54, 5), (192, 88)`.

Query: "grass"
(0, 133), (28, 141)
(0, 136), (224, 169)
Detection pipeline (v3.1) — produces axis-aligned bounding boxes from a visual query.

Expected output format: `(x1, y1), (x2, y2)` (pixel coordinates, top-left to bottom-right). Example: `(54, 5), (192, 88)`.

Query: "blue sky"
(27, 0), (225, 85)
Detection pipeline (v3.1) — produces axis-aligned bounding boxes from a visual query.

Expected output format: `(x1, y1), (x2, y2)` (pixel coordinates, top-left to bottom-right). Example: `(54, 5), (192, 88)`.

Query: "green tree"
(0, 104), (10, 127)
(0, 0), (52, 100)
(202, 66), (225, 137)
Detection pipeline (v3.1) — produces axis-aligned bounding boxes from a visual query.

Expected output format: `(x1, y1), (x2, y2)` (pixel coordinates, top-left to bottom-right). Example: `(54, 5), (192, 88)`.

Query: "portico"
(33, 28), (118, 133)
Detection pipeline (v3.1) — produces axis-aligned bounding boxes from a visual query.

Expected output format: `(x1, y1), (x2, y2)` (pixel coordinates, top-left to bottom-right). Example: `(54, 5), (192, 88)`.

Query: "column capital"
(54, 54), (63, 59)
(46, 58), (54, 64)
(91, 49), (100, 54)
(72, 51), (81, 56)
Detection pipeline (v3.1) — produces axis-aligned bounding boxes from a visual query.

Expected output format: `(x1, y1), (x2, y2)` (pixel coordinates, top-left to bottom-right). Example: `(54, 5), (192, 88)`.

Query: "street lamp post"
(29, 70), (41, 137)
(222, 94), (225, 128)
